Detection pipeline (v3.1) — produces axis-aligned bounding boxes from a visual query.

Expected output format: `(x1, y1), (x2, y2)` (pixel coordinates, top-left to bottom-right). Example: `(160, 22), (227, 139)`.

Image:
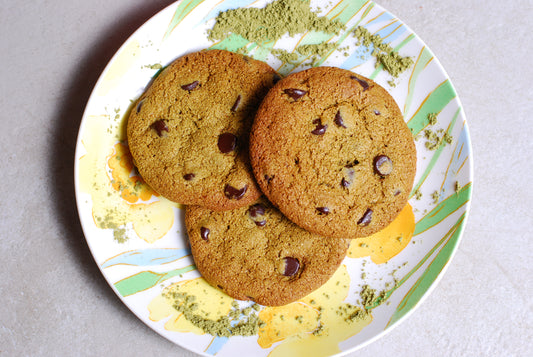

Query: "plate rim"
(73, 1), (474, 355)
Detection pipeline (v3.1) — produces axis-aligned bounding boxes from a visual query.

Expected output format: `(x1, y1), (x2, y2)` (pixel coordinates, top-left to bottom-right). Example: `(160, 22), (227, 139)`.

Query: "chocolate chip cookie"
(185, 197), (350, 306)
(127, 50), (279, 210)
(250, 67), (416, 238)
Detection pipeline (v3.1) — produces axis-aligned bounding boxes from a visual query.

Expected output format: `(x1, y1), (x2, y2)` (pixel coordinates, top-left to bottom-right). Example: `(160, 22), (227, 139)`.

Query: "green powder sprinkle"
(414, 189), (422, 200)
(164, 288), (263, 337)
(353, 26), (413, 77)
(296, 43), (338, 66)
(455, 181), (462, 193)
(431, 191), (440, 204)
(427, 112), (438, 125)
(271, 48), (299, 64)
(208, 0), (344, 64)
(360, 285), (387, 309)
(208, 0), (344, 45)
(424, 128), (453, 150)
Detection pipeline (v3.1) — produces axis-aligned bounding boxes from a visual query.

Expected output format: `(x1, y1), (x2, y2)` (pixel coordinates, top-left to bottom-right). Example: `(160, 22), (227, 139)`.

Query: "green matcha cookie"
(127, 50), (278, 210)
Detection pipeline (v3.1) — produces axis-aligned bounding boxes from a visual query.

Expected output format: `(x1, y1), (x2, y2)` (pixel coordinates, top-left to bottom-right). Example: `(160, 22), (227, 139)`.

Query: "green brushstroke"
(410, 107), (461, 196)
(115, 265), (196, 297)
(407, 79), (456, 136)
(209, 34), (250, 52)
(413, 182), (471, 236)
(164, 0), (204, 40)
(388, 212), (467, 326)
(404, 47), (433, 115)
(326, 0), (368, 23)
(369, 34), (415, 80)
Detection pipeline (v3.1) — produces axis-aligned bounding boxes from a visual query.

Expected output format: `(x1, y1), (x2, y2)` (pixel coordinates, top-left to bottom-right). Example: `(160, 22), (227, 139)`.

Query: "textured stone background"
(1, 0), (531, 356)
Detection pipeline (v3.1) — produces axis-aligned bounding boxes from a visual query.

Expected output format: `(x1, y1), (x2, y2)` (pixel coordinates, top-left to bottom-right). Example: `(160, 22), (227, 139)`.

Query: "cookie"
(127, 50), (279, 211)
(185, 197), (350, 306)
(250, 67), (416, 238)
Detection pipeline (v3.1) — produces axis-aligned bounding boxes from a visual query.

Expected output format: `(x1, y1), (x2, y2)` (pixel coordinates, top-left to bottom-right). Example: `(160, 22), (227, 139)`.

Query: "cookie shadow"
(49, 0), (177, 341)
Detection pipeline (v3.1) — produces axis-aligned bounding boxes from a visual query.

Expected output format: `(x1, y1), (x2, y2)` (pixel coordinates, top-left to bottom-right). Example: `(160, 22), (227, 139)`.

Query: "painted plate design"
(74, 1), (472, 356)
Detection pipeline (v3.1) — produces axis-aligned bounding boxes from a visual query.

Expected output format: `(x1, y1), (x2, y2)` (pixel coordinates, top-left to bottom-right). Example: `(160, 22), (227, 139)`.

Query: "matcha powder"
(208, 0), (344, 45)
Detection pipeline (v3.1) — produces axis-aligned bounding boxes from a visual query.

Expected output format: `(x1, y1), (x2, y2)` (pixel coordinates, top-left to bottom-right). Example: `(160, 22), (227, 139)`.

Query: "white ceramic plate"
(74, 1), (473, 356)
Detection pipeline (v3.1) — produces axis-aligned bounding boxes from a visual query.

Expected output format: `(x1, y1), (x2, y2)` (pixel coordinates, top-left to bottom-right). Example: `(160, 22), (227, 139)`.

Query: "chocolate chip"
(357, 208), (373, 226)
(341, 178), (350, 188)
(345, 160), (359, 168)
(351, 76), (369, 91)
(394, 189), (402, 196)
(231, 95), (241, 112)
(283, 257), (300, 277)
(136, 99), (144, 113)
(374, 109), (381, 115)
(217, 285), (224, 290)
(218, 133), (237, 153)
(311, 119), (327, 135)
(373, 155), (393, 176)
(181, 81), (199, 91)
(200, 227), (210, 241)
(255, 220), (267, 227)
(183, 173), (195, 181)
(334, 110), (346, 128)
(284, 88), (306, 100)
(224, 184), (247, 200)
(264, 175), (273, 184)
(316, 207), (330, 215)
(248, 203), (266, 217)
(151, 120), (169, 137)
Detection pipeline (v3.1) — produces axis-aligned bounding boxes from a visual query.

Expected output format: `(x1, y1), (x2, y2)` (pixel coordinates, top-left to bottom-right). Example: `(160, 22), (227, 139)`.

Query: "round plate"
(74, 1), (472, 356)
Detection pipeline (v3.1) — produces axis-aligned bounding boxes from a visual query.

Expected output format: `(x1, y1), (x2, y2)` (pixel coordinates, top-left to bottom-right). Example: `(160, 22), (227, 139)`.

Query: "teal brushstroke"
(101, 248), (191, 268)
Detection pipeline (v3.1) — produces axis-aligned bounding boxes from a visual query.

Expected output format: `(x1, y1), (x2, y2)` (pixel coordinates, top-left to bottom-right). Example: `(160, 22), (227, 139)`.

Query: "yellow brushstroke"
(261, 266), (372, 356)
(147, 267), (372, 353)
(364, 10), (385, 26)
(78, 114), (175, 244)
(347, 203), (415, 264)
(148, 278), (233, 335)
(257, 303), (318, 348)
(381, 22), (402, 40)
(108, 142), (159, 203)
(97, 40), (140, 96)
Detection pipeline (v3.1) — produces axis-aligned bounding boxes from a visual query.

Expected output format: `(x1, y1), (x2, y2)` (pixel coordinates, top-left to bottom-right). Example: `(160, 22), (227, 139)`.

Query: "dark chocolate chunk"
(311, 119), (327, 135)
(316, 207), (330, 215)
(183, 173), (195, 181)
(255, 220), (267, 227)
(224, 184), (247, 200)
(334, 110), (347, 128)
(284, 88), (307, 100)
(345, 160), (359, 168)
(373, 155), (393, 176)
(374, 109), (381, 115)
(394, 189), (402, 196)
(248, 203), (266, 217)
(231, 95), (241, 112)
(218, 133), (237, 153)
(181, 81), (199, 91)
(264, 175), (273, 184)
(200, 227), (210, 241)
(341, 178), (350, 188)
(350, 76), (369, 91)
(151, 120), (169, 137)
(283, 257), (300, 277)
(357, 208), (373, 226)
(136, 99), (144, 113)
